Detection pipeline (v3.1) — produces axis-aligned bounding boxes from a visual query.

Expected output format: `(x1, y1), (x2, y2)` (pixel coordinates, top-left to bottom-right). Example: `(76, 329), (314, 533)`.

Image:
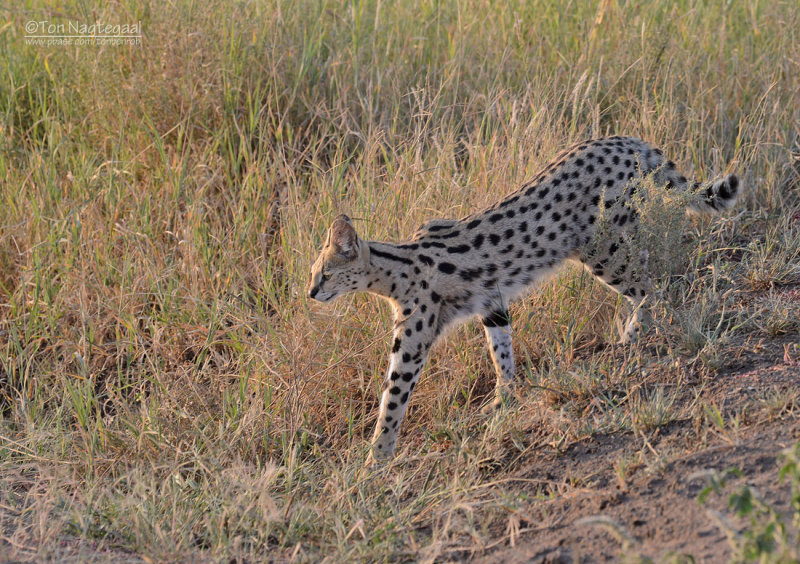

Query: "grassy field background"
(1, 0), (799, 561)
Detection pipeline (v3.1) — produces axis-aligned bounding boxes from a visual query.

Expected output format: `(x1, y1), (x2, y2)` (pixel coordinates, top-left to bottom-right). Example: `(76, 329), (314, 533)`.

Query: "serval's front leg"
(366, 311), (435, 465)
(481, 309), (516, 413)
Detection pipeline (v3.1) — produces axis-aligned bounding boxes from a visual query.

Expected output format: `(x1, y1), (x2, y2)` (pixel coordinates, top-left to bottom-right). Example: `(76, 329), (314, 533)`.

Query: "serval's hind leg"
(582, 238), (652, 344)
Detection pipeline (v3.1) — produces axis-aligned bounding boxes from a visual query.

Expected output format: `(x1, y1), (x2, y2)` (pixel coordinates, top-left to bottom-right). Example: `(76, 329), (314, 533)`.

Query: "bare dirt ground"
(480, 338), (799, 563)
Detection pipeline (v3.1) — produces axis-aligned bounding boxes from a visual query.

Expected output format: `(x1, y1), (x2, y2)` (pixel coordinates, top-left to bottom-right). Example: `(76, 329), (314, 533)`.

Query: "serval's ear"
(329, 214), (359, 259)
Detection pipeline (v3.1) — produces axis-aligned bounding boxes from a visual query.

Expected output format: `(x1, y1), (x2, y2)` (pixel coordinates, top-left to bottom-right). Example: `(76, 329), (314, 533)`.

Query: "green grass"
(1, 0), (799, 560)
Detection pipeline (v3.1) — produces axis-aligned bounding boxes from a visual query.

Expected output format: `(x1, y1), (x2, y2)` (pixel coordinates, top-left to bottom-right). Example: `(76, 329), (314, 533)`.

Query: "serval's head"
(308, 215), (370, 302)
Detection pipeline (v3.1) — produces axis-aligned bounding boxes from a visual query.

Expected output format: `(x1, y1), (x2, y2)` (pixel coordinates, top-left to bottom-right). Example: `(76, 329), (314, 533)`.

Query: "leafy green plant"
(695, 443), (800, 563)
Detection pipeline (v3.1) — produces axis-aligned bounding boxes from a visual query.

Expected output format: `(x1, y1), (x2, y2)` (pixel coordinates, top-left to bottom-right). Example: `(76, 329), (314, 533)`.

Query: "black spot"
(466, 219), (482, 229)
(538, 188), (550, 198)
(447, 244), (471, 254)
(552, 212), (561, 221)
(369, 246), (413, 265)
(489, 213), (504, 223)
(506, 209), (516, 218)
(483, 311), (511, 330)
(548, 232), (556, 241)
(392, 338), (401, 352)
(415, 320), (423, 331)
(418, 254), (434, 266)
(431, 291), (441, 303)
(460, 267), (484, 281)
(576, 158), (584, 166)
(473, 234), (485, 249)
(402, 353), (411, 362)
(390, 371), (401, 381)
(390, 386), (401, 395)
(388, 402), (398, 410)
(402, 372), (414, 382)
(535, 226), (545, 236)
(489, 234), (502, 245)
(518, 221), (528, 232)
(609, 242), (619, 254)
(505, 228), (515, 239)
(438, 262), (456, 274)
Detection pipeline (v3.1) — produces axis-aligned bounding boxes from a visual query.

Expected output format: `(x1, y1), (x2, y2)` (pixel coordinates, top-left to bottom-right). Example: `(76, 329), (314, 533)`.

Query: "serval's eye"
(322, 272), (332, 281)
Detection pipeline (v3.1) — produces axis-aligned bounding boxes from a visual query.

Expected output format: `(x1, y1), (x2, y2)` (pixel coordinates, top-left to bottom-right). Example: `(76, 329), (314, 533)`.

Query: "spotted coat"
(307, 136), (741, 462)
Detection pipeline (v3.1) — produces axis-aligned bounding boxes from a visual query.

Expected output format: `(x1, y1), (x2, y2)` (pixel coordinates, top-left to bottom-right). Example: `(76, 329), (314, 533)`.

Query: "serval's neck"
(365, 241), (419, 305)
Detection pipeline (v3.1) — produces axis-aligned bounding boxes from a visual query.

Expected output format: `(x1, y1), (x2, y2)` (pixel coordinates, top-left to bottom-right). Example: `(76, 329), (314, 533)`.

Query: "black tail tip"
(717, 174), (739, 201)
(726, 174), (739, 197)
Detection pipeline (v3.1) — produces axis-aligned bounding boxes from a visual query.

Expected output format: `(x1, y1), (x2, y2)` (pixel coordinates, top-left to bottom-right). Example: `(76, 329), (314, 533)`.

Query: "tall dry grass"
(1, 0), (799, 560)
